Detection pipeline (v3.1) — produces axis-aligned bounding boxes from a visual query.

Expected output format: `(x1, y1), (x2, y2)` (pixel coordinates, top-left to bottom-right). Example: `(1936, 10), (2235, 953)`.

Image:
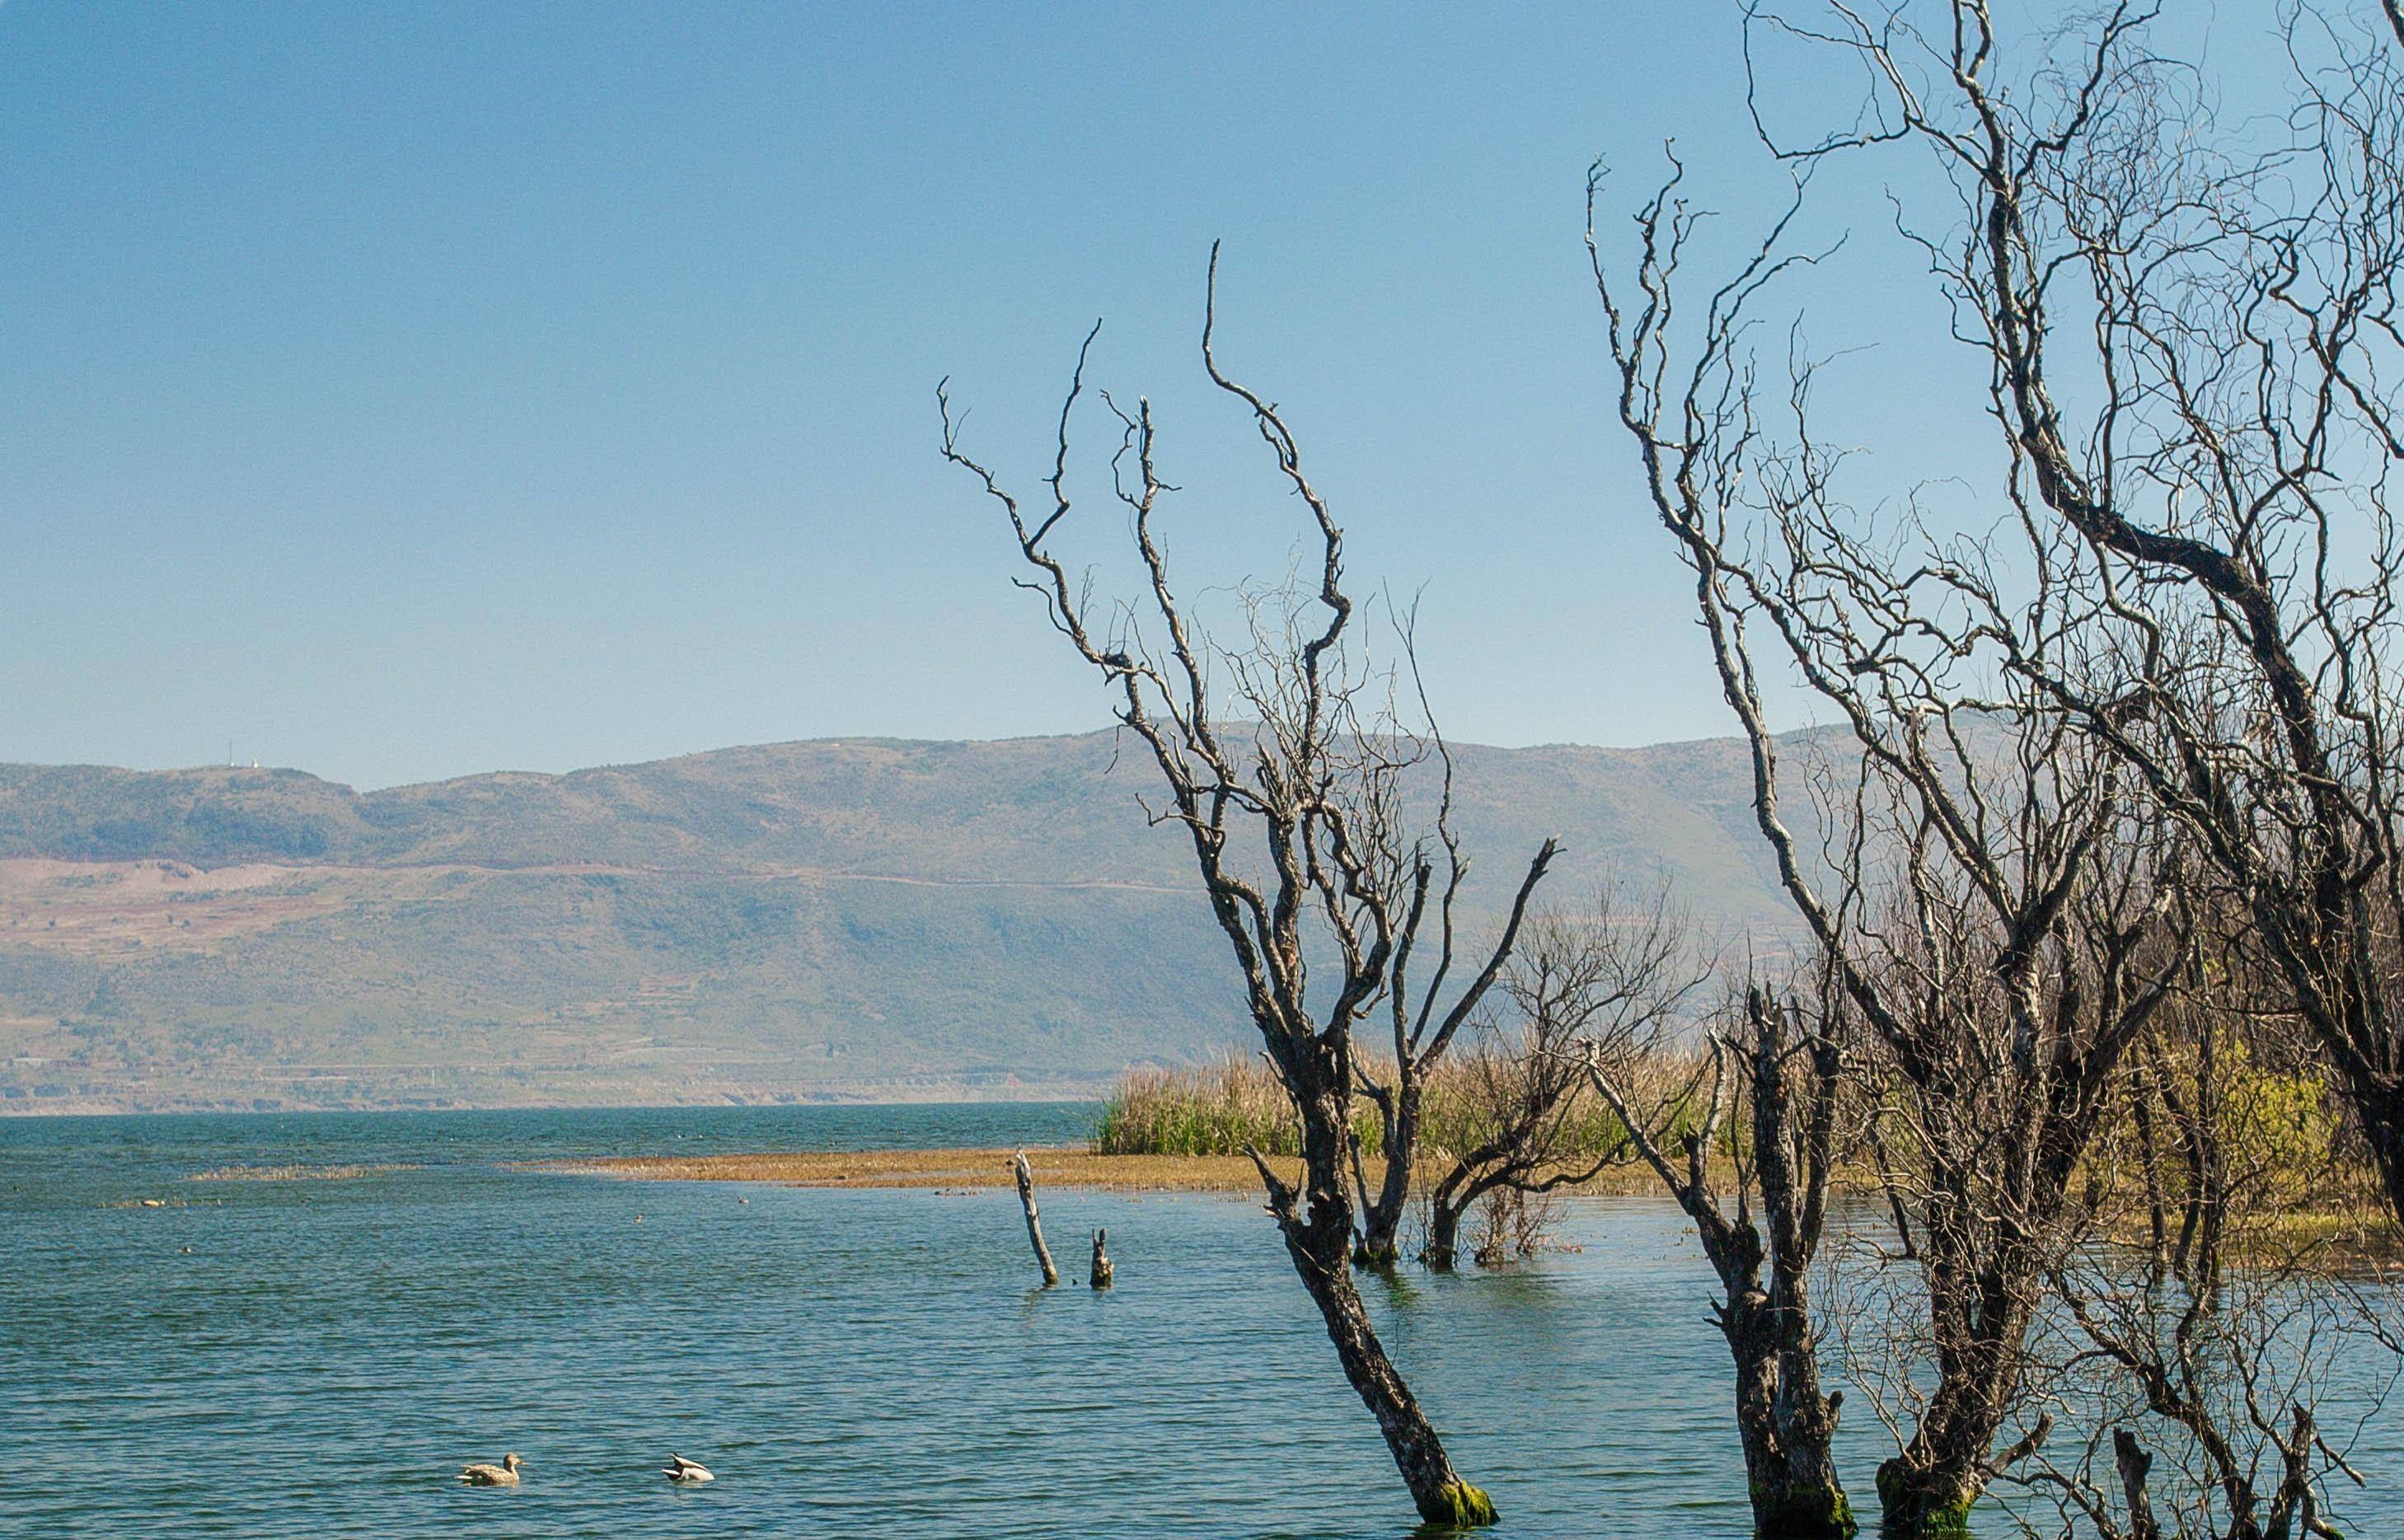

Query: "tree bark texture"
(1265, 1082), (1496, 1528)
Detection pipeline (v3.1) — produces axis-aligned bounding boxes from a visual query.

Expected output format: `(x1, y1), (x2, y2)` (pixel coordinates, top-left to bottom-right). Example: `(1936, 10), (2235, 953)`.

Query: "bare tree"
(1587, 121), (2192, 1528)
(1844, 777), (2194, 1537)
(1353, 710), (1559, 1269)
(1583, 7), (2404, 1533)
(939, 247), (1553, 1528)
(1582, 970), (1858, 1538)
(1735, 0), (2404, 1238)
(2013, 955), (2385, 1540)
(1419, 886), (1704, 1271)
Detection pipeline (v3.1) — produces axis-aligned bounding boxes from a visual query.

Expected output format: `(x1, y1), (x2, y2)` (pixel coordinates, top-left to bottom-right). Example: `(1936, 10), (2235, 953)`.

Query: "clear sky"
(0, 2), (2280, 789)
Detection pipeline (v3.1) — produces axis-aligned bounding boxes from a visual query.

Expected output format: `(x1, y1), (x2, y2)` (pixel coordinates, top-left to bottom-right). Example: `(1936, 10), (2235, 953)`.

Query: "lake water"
(3, 1105), (2397, 1538)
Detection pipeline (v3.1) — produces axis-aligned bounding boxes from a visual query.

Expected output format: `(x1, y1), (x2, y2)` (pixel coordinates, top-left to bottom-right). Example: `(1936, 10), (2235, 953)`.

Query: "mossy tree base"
(1873, 1467), (1974, 1540)
(1751, 1478), (1856, 1538)
(1875, 1508), (1971, 1540)
(1413, 1480), (1498, 1529)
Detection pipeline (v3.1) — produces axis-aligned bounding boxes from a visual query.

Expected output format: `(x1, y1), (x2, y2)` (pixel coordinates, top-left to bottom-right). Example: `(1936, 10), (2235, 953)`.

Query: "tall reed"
(1094, 1053), (1327, 1156)
(1094, 1050), (1671, 1163)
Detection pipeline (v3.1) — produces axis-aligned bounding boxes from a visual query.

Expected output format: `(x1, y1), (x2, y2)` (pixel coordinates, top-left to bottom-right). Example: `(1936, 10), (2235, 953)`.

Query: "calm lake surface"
(3, 1104), (2397, 1538)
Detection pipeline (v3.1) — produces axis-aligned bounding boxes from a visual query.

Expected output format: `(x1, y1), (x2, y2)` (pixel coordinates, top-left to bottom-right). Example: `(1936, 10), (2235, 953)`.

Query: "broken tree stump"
(1090, 1227), (1113, 1289)
(2112, 1429), (2159, 1540)
(1011, 1148), (1059, 1287)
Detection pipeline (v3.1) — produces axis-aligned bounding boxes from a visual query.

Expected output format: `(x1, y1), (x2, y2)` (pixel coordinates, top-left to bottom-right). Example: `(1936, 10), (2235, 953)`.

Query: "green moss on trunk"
(1750, 1477), (1856, 1538)
(1415, 1480), (1498, 1528)
(1872, 1466), (1972, 1539)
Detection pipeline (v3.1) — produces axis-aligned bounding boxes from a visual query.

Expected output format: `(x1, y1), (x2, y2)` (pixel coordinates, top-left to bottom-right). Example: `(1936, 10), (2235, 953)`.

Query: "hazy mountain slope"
(0, 730), (1810, 1112)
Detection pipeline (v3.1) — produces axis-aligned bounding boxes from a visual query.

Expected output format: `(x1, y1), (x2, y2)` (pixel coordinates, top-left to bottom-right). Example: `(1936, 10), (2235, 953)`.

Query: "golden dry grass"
(557, 1145), (1685, 1195)
(555, 1146), (1282, 1191)
(1094, 1051), (1647, 1160)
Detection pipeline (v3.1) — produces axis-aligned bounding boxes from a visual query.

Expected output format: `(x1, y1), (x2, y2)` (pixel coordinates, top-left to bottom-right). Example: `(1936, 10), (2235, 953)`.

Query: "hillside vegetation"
(0, 730), (1807, 1112)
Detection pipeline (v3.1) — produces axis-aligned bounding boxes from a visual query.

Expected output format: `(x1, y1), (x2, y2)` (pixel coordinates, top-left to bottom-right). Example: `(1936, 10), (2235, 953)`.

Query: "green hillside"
(0, 731), (1808, 1112)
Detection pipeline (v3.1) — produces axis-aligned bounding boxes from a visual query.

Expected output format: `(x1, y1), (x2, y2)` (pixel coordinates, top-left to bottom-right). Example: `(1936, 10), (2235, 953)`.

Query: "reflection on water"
(1, 1106), (2395, 1538)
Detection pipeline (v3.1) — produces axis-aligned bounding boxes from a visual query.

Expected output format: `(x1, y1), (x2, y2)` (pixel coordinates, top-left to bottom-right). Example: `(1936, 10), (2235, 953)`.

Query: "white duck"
(458, 1452), (524, 1486)
(662, 1453), (715, 1485)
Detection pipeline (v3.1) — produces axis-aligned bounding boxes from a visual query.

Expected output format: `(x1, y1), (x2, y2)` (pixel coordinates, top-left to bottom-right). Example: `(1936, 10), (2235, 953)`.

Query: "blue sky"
(0, 2), (2275, 789)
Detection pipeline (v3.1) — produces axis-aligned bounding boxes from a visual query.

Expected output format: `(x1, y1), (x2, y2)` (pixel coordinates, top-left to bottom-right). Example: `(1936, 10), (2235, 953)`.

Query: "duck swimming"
(662, 1453), (715, 1485)
(459, 1453), (524, 1486)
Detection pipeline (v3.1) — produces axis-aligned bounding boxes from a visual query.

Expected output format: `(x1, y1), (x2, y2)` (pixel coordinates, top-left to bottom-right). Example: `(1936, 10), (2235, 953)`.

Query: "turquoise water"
(2, 1106), (2396, 1538)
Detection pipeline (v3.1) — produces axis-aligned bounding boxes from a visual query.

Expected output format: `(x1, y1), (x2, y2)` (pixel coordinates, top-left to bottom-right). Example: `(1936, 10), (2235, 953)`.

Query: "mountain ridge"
(0, 729), (1810, 1113)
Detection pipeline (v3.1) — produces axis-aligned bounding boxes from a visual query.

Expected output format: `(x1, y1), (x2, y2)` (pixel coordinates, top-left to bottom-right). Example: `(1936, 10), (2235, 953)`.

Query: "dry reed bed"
(555, 1146), (1292, 1191)
(1094, 1052), (1652, 1160)
(563, 1146), (1683, 1196)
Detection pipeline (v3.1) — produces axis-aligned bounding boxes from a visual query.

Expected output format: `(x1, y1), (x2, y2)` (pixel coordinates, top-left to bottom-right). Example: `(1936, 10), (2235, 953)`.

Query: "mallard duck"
(459, 1453), (524, 1486)
(662, 1453), (715, 1485)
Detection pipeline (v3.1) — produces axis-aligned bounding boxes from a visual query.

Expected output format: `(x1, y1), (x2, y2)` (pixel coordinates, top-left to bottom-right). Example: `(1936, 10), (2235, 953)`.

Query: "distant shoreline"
(0, 1088), (1111, 1119)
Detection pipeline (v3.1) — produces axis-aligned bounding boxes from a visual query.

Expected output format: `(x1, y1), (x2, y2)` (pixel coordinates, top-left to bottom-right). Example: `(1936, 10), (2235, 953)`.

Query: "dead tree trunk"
(943, 246), (1556, 1524)
(1257, 1076), (1497, 1526)
(2113, 1430), (2162, 1540)
(1356, 1078), (1422, 1269)
(1586, 986), (1856, 1539)
(1422, 1166), (1471, 1272)
(1088, 1227), (1113, 1290)
(1011, 1149), (1058, 1289)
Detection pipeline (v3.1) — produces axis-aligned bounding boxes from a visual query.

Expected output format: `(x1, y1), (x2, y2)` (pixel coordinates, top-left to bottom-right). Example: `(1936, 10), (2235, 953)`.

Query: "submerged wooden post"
(1011, 1148), (1058, 1287)
(1089, 1227), (1113, 1289)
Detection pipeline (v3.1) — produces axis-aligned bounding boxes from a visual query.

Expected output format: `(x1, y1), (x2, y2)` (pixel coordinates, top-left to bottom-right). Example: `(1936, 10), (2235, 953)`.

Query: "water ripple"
(2, 1107), (2396, 1538)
